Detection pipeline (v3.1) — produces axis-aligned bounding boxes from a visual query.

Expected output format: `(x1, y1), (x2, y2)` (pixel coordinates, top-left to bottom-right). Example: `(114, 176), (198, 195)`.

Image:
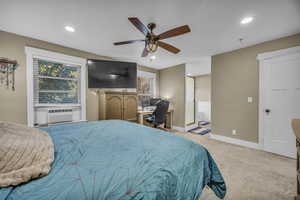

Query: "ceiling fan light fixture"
(113, 17), (191, 57)
(146, 39), (159, 53)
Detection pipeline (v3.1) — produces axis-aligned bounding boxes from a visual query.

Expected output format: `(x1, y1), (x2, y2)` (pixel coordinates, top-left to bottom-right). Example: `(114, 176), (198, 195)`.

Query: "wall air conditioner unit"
(48, 108), (73, 124)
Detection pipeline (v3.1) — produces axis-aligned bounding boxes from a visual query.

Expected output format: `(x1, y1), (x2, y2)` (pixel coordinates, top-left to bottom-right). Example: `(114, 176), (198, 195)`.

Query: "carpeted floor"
(174, 132), (296, 200)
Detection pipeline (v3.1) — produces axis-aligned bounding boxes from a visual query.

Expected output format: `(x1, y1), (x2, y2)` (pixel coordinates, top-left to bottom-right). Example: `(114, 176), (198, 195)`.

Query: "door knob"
(265, 109), (271, 114)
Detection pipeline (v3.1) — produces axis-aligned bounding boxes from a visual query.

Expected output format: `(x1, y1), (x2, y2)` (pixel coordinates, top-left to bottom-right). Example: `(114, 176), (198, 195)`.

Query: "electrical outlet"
(232, 129), (237, 135)
(247, 97), (253, 103)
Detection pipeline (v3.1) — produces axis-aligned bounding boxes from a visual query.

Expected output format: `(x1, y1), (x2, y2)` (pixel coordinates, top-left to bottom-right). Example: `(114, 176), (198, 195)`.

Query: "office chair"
(150, 98), (161, 106)
(146, 100), (169, 129)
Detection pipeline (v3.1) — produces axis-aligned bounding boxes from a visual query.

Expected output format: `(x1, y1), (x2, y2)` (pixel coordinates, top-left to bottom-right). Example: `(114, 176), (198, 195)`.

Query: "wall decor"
(0, 57), (18, 90)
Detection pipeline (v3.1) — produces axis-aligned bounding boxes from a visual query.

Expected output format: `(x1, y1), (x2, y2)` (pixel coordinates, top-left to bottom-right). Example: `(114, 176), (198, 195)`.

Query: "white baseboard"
(173, 126), (186, 132)
(210, 134), (261, 150)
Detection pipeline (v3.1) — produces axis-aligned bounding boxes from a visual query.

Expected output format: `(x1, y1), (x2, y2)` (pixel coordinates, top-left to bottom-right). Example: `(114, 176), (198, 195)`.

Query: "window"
(137, 71), (156, 106)
(26, 47), (86, 127)
(137, 76), (155, 96)
(34, 59), (81, 105)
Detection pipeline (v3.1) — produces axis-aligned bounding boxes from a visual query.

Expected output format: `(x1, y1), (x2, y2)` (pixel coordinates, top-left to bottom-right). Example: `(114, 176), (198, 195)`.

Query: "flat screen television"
(87, 59), (137, 88)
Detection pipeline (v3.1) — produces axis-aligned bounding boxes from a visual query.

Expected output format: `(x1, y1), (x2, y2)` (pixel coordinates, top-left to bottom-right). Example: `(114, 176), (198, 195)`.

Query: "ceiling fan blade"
(128, 17), (150, 36)
(141, 47), (149, 57)
(158, 25), (191, 40)
(114, 40), (145, 45)
(158, 41), (181, 54)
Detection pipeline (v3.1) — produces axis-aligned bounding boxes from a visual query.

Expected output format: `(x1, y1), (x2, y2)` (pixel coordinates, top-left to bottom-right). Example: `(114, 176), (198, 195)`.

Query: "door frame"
(185, 76), (196, 126)
(257, 46), (300, 152)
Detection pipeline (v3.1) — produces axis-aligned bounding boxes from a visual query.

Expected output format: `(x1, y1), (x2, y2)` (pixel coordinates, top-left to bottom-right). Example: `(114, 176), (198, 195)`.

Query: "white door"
(260, 49), (300, 158)
(186, 76), (195, 125)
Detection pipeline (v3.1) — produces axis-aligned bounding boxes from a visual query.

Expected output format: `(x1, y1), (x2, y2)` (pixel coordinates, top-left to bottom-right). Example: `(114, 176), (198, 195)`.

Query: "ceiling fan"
(114, 17), (191, 57)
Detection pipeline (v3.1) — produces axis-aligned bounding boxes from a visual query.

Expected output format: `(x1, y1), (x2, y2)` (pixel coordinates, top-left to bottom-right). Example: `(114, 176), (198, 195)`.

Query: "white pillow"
(0, 122), (54, 187)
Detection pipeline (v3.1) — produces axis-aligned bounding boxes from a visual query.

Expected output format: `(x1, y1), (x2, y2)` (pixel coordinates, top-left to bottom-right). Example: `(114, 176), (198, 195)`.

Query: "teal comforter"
(0, 120), (226, 200)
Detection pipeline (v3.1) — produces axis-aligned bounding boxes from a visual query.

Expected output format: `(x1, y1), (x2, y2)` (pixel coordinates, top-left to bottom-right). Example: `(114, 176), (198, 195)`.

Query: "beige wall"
(0, 31), (159, 124)
(212, 33), (300, 143)
(195, 74), (211, 102)
(159, 64), (186, 127)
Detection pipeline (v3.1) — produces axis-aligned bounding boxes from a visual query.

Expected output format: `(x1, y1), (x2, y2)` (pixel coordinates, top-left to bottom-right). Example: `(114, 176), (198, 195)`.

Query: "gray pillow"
(0, 122), (54, 187)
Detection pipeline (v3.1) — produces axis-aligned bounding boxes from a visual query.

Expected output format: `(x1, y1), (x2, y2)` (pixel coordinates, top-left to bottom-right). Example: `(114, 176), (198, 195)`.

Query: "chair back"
(153, 100), (169, 124)
(150, 98), (162, 106)
(292, 119), (300, 141)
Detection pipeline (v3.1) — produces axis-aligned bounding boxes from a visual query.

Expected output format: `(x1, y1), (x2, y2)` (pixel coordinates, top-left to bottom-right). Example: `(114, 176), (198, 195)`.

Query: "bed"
(0, 120), (226, 200)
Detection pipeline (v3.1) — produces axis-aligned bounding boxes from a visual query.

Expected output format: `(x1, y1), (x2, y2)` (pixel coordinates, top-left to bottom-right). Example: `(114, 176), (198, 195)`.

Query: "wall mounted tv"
(87, 59), (137, 88)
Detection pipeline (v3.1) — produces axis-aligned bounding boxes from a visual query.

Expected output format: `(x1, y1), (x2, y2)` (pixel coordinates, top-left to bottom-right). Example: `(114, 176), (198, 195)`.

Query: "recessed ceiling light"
(65, 26), (75, 32)
(150, 55), (156, 60)
(241, 17), (253, 25)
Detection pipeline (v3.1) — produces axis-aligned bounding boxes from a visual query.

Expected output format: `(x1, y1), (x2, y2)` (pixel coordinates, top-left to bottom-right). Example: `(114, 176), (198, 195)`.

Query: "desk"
(292, 119), (300, 200)
(137, 109), (174, 129)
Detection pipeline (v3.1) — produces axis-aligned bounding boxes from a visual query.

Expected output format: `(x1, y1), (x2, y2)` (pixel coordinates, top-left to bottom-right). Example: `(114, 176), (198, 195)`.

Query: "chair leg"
(157, 123), (169, 131)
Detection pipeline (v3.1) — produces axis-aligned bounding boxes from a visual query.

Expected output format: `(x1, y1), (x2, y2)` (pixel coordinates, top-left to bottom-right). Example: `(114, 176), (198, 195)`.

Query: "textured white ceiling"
(0, 0), (300, 69)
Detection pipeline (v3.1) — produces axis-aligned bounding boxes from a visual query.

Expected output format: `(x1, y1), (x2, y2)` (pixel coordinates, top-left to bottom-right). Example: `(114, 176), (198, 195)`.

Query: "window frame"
(137, 70), (157, 97)
(25, 47), (86, 127)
